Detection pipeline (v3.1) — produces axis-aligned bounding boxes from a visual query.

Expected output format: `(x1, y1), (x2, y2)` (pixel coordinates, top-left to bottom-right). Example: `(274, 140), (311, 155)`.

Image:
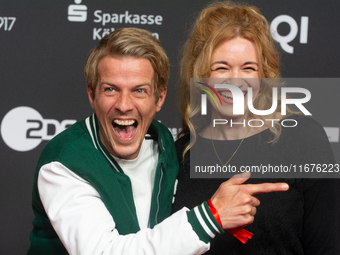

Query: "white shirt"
(112, 139), (158, 229)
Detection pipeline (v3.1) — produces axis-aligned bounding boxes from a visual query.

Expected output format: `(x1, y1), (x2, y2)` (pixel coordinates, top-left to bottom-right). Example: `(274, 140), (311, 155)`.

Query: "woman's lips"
(218, 91), (247, 105)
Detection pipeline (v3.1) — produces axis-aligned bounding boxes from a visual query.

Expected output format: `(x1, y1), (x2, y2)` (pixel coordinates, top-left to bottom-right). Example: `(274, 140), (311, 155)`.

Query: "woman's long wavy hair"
(179, 1), (292, 156)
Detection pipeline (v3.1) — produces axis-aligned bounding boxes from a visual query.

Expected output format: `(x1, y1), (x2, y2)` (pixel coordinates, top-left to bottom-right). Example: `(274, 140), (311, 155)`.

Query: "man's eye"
(105, 87), (115, 92)
(103, 87), (117, 96)
(136, 89), (145, 94)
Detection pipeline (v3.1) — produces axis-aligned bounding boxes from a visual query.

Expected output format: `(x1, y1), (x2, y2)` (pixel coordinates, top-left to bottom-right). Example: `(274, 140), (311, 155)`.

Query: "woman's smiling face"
(208, 36), (260, 119)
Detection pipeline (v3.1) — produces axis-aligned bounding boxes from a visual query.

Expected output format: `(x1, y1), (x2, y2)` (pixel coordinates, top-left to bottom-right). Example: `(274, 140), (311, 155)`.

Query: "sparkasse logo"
(68, 0), (87, 22)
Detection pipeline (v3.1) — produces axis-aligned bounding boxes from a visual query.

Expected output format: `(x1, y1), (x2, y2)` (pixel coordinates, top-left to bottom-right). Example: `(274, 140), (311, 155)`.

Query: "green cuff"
(186, 201), (224, 244)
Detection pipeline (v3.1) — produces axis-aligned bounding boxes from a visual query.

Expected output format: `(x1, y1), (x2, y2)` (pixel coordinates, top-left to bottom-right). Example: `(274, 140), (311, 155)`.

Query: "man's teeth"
(114, 119), (135, 126)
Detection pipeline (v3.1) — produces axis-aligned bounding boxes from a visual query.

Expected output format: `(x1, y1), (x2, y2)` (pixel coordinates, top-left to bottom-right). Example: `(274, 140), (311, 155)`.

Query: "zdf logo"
(68, 0), (87, 22)
(271, 15), (309, 54)
(1, 106), (76, 152)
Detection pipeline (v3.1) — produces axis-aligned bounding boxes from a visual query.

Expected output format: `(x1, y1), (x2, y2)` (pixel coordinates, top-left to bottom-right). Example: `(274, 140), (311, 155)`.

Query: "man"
(28, 28), (288, 254)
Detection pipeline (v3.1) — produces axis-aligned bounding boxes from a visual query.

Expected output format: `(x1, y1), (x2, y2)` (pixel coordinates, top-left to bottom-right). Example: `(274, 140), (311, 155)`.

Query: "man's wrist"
(186, 202), (224, 244)
(207, 199), (223, 227)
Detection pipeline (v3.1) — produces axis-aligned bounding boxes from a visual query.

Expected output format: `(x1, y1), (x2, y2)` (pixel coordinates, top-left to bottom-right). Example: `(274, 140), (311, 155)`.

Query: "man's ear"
(155, 87), (167, 112)
(87, 85), (95, 109)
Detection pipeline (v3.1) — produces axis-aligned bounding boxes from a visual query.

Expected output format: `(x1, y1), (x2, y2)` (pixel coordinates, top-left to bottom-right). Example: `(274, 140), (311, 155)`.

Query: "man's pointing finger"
(244, 182), (289, 195)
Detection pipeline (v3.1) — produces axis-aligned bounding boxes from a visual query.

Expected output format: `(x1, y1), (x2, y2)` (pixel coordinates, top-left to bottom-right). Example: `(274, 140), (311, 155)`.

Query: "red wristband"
(207, 199), (253, 244)
(207, 199), (222, 226)
(228, 227), (253, 244)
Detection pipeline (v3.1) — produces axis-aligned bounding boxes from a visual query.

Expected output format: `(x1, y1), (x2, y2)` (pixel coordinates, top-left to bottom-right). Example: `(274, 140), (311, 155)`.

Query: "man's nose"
(115, 92), (133, 113)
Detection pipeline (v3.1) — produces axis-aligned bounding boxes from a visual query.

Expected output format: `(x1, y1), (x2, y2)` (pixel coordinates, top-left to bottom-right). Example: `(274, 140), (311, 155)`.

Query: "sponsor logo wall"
(0, 0), (339, 253)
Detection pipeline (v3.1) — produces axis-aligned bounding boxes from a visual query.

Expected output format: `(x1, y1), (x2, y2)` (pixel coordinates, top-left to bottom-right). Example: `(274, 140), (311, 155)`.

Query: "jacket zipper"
(155, 165), (163, 224)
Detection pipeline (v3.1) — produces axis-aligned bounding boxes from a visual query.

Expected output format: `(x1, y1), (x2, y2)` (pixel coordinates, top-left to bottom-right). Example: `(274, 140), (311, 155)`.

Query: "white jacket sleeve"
(38, 162), (222, 255)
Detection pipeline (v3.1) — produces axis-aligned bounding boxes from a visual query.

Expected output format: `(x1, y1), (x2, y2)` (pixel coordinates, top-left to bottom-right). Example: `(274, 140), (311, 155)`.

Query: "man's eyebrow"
(134, 83), (152, 87)
(99, 81), (115, 86)
(99, 81), (153, 88)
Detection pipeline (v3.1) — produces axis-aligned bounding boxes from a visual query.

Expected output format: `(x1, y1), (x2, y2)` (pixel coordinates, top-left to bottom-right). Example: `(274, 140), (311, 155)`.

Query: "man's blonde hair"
(85, 27), (169, 101)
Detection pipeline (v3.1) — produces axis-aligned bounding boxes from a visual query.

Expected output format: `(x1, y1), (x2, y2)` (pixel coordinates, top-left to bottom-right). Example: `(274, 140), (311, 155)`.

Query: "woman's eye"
(244, 67), (256, 71)
(213, 67), (229, 72)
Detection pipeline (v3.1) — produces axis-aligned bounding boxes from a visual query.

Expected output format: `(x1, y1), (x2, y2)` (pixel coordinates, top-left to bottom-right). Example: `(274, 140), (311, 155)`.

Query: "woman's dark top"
(172, 115), (340, 254)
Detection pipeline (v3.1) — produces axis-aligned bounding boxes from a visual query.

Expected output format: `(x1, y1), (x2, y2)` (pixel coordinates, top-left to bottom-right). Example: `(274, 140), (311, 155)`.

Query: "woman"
(172, 2), (340, 254)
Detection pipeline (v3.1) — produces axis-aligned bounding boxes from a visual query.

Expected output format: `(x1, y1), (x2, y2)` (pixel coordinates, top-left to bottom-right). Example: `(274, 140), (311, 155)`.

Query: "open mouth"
(218, 91), (247, 100)
(113, 119), (138, 139)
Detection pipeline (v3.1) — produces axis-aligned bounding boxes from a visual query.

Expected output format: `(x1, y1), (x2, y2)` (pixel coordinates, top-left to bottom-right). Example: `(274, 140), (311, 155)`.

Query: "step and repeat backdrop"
(1, 0), (340, 253)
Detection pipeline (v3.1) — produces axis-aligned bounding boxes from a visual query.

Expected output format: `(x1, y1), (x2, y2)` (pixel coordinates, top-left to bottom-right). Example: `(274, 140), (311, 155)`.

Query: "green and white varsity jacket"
(28, 114), (223, 255)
